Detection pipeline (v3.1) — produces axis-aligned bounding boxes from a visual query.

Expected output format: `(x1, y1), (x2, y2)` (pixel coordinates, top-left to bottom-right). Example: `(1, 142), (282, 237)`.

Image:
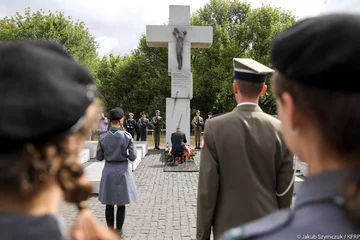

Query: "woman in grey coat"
(96, 107), (139, 237)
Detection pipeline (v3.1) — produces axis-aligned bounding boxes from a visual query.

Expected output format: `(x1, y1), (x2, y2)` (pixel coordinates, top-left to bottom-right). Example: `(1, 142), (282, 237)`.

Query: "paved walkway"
(60, 151), (201, 240)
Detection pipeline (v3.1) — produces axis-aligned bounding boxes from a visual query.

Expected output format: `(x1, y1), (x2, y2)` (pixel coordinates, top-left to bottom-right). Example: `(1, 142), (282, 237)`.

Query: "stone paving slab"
(164, 161), (199, 172)
(60, 153), (201, 240)
(60, 151), (299, 240)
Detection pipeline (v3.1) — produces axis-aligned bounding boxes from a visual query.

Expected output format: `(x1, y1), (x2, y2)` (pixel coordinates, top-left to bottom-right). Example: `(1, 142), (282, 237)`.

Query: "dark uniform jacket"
(126, 119), (137, 130)
(171, 131), (187, 151)
(197, 104), (294, 240)
(219, 169), (360, 239)
(0, 214), (64, 240)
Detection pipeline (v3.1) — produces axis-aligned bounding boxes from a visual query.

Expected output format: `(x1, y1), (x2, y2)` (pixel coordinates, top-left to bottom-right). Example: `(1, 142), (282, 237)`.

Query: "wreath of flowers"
(164, 145), (196, 162)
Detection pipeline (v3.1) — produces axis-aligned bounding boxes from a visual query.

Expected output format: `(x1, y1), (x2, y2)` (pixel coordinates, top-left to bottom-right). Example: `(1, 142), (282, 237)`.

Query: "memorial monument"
(146, 5), (213, 146)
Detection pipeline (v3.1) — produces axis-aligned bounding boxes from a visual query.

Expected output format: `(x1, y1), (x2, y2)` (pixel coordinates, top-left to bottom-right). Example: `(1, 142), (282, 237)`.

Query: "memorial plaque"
(171, 72), (193, 99)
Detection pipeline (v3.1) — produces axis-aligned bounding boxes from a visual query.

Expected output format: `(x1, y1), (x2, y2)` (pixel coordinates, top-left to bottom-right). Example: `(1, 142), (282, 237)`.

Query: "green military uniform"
(197, 59), (294, 240)
(151, 110), (164, 150)
(191, 110), (204, 149)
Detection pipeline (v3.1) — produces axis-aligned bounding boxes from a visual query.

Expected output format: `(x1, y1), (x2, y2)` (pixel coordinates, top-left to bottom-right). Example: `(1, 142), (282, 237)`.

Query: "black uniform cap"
(108, 108), (124, 121)
(271, 13), (360, 93)
(208, 112), (212, 115)
(0, 40), (97, 152)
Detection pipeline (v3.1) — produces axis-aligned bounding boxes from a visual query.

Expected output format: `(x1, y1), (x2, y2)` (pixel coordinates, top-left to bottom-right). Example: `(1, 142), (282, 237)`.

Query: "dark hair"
(272, 72), (360, 223)
(0, 101), (102, 204)
(0, 121), (93, 203)
(235, 81), (264, 98)
(108, 119), (126, 132)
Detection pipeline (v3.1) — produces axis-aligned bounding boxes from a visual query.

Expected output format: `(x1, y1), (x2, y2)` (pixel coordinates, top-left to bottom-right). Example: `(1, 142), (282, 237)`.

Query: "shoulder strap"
(222, 209), (292, 239)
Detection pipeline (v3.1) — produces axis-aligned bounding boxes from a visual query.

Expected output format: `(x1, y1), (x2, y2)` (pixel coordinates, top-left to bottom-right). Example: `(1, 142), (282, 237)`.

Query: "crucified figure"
(173, 28), (187, 70)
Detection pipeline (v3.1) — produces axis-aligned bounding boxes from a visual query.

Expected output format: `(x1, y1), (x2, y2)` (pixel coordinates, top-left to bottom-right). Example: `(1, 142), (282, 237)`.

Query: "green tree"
(97, 35), (170, 123)
(245, 5), (296, 114)
(96, 53), (124, 109)
(190, 0), (296, 115)
(0, 8), (99, 74)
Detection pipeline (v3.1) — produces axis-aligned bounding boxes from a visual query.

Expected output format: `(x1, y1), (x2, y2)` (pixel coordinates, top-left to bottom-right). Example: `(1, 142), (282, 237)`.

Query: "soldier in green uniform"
(151, 110), (164, 150)
(197, 58), (294, 240)
(191, 110), (204, 149)
(220, 13), (360, 240)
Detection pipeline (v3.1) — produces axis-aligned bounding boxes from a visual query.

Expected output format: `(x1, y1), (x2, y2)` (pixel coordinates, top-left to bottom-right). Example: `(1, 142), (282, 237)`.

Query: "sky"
(0, 0), (358, 56)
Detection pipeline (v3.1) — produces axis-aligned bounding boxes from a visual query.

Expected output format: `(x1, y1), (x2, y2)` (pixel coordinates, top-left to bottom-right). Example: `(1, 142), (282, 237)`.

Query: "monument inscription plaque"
(171, 72), (193, 98)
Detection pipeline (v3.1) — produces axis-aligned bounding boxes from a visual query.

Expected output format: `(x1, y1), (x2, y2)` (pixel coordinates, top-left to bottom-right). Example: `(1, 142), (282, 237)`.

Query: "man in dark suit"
(171, 128), (187, 164)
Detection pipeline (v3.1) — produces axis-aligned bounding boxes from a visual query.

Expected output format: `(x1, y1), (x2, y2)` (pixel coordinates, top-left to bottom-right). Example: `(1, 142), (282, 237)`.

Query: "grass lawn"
(91, 132), (199, 149)
(146, 135), (197, 149)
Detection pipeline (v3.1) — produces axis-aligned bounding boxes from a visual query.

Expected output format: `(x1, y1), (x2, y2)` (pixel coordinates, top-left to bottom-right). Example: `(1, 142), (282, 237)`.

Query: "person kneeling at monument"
(171, 128), (187, 164)
(96, 107), (139, 238)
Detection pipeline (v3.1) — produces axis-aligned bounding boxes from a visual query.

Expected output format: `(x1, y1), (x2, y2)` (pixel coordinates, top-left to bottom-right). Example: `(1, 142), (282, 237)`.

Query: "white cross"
(146, 5), (213, 74)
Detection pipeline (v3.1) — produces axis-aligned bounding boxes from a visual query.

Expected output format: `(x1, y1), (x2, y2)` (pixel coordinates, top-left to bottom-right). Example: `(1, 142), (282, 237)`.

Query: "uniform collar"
(233, 104), (263, 113)
(294, 168), (359, 209)
(237, 102), (257, 107)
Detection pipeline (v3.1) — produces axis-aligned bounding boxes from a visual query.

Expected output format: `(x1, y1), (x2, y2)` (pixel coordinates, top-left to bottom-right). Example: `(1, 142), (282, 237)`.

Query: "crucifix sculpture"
(173, 28), (187, 70)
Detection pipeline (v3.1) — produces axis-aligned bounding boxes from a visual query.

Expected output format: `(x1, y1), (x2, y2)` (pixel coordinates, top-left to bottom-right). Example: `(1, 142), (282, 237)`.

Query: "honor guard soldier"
(220, 13), (360, 240)
(137, 111), (149, 141)
(191, 110), (204, 149)
(204, 112), (212, 129)
(151, 110), (164, 150)
(197, 58), (294, 240)
(126, 113), (136, 138)
(136, 112), (142, 141)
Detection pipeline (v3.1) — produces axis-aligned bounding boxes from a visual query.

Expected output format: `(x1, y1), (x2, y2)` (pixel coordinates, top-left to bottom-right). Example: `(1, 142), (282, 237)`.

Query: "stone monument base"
(165, 98), (190, 147)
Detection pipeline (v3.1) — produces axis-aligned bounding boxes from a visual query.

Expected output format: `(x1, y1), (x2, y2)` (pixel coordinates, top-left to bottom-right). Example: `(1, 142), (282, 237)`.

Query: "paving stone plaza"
(60, 149), (299, 240)
(60, 151), (200, 240)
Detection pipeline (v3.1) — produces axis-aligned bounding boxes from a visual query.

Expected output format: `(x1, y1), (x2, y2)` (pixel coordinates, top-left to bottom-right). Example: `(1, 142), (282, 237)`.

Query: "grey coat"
(219, 168), (360, 240)
(0, 214), (65, 240)
(96, 127), (139, 205)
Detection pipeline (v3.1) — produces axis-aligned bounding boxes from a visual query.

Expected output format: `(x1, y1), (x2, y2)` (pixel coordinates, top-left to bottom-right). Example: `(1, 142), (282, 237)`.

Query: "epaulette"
(220, 209), (292, 239)
(124, 131), (133, 139)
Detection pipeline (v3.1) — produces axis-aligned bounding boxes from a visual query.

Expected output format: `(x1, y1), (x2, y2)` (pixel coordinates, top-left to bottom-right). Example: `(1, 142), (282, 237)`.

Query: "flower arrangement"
(164, 145), (196, 162)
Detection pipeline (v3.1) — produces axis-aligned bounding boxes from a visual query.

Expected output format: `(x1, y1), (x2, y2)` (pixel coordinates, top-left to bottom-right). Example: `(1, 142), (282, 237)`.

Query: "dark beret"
(208, 112), (212, 115)
(141, 111), (146, 115)
(108, 108), (124, 120)
(271, 13), (360, 93)
(0, 40), (96, 152)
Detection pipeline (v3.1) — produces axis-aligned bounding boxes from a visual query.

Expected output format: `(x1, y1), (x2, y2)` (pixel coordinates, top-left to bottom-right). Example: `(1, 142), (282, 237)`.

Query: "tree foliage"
(0, 1), (296, 119)
(0, 8), (99, 74)
(191, 0), (296, 115)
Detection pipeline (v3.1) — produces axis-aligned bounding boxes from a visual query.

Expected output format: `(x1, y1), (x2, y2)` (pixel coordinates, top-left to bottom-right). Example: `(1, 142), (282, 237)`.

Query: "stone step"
(83, 141), (97, 159)
(134, 141), (148, 157)
(84, 147), (145, 194)
(294, 157), (308, 177)
(294, 176), (304, 194)
(78, 149), (90, 164)
(83, 141), (148, 159)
